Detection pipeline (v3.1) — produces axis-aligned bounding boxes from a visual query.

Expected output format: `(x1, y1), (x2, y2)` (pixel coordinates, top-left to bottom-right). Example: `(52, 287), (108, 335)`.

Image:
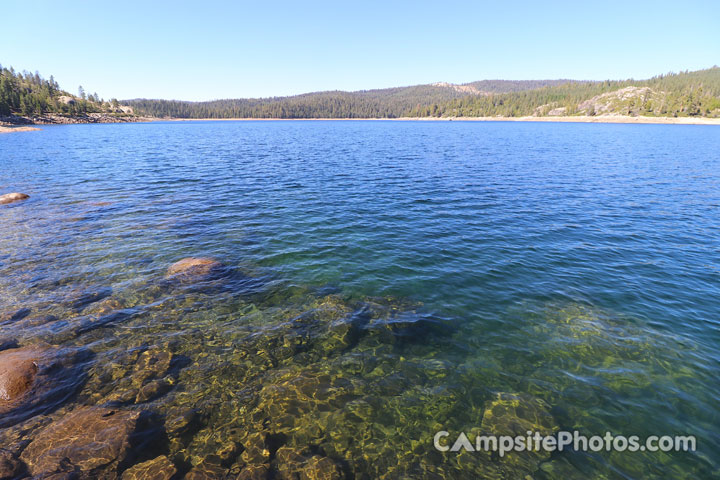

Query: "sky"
(2, 0), (719, 101)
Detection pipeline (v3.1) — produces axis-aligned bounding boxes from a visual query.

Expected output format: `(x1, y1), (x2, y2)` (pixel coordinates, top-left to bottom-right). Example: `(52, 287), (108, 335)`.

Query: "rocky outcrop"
(0, 344), (89, 428)
(0, 193), (29, 205)
(20, 407), (142, 477)
(166, 257), (226, 283)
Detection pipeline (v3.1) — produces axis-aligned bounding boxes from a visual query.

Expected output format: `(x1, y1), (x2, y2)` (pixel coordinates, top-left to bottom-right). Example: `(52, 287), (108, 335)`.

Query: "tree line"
(128, 68), (720, 119)
(0, 65), (123, 117)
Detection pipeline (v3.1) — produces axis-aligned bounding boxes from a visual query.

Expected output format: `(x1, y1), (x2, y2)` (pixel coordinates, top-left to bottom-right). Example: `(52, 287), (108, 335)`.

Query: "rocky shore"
(0, 113), (154, 127)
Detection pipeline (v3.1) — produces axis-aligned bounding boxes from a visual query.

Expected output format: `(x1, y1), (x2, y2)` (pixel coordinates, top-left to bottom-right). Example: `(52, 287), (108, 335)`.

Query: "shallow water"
(1, 120), (719, 479)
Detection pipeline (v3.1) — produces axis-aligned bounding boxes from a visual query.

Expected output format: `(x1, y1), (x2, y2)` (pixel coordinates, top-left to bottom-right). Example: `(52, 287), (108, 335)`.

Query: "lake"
(1, 120), (718, 479)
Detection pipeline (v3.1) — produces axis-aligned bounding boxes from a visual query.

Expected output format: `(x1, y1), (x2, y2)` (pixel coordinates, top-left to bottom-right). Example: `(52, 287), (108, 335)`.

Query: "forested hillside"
(124, 69), (720, 119)
(412, 68), (720, 118)
(0, 64), (129, 119)
(124, 81), (569, 119)
(4, 63), (719, 121)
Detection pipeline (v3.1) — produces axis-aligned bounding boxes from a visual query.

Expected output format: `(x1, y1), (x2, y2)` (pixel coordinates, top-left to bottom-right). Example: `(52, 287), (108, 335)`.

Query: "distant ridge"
(2, 63), (719, 123)
(123, 69), (720, 119)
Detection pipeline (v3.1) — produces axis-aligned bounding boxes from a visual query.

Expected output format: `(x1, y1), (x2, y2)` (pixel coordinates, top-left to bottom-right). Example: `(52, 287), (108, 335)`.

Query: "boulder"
(20, 407), (142, 477)
(0, 345), (89, 428)
(121, 455), (176, 480)
(0, 347), (38, 403)
(165, 258), (225, 282)
(0, 193), (29, 205)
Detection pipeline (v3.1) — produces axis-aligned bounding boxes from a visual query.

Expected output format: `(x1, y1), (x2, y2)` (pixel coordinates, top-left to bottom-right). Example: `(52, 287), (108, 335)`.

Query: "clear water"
(1, 120), (719, 479)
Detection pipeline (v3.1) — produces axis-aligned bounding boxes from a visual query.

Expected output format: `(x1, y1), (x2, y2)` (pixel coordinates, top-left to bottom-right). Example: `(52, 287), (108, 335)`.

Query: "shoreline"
(161, 115), (720, 125)
(0, 125), (42, 133)
(3, 116), (720, 133)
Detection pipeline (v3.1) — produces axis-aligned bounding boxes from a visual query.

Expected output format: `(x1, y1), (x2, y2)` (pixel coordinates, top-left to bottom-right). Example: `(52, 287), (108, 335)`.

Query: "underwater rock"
(241, 432), (271, 465)
(0, 192), (29, 205)
(165, 407), (200, 436)
(481, 392), (557, 437)
(63, 286), (112, 311)
(275, 447), (344, 480)
(166, 257), (226, 283)
(136, 378), (173, 403)
(20, 407), (142, 477)
(236, 464), (270, 480)
(0, 347), (38, 403)
(0, 307), (31, 325)
(121, 455), (176, 480)
(300, 455), (344, 480)
(480, 392), (559, 477)
(0, 448), (26, 479)
(85, 296), (126, 317)
(0, 344), (89, 427)
(0, 338), (18, 352)
(184, 457), (229, 479)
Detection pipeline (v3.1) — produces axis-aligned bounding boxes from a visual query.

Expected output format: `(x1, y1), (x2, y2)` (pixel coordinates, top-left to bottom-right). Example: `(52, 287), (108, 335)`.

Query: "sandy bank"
(0, 125), (41, 133)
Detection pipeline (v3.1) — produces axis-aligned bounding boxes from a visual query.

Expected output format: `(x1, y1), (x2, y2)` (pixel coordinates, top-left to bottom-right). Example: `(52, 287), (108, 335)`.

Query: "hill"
(415, 68), (720, 118)
(0, 64), (139, 124)
(123, 80), (569, 119)
(3, 64), (719, 123)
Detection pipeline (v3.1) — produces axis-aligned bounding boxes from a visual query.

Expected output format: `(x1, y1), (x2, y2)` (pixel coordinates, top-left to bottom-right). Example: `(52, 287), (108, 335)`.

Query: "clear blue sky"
(2, 0), (718, 101)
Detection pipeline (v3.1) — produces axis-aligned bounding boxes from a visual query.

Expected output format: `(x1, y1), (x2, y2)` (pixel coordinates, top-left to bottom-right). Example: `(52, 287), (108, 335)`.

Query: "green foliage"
(0, 65), (107, 118)
(123, 81), (571, 119)
(125, 69), (720, 119)
(413, 67), (720, 118)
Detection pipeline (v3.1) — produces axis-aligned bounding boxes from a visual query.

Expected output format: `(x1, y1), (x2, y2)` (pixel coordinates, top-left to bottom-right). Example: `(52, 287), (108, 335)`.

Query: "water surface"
(1, 120), (718, 479)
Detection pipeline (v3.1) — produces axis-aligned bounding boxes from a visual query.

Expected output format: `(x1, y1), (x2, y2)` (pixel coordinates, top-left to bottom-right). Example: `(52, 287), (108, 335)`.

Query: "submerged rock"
(0, 192), (29, 205)
(0, 338), (18, 352)
(0, 307), (31, 325)
(20, 407), (142, 477)
(121, 455), (176, 480)
(480, 392), (558, 477)
(0, 347), (38, 403)
(63, 286), (112, 311)
(0, 344), (89, 428)
(184, 457), (229, 479)
(0, 448), (26, 479)
(275, 447), (344, 480)
(237, 464), (270, 480)
(166, 257), (226, 283)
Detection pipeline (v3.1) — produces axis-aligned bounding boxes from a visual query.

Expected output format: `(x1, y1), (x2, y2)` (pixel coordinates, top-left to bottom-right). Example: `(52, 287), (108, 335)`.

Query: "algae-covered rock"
(20, 407), (142, 477)
(121, 455), (176, 480)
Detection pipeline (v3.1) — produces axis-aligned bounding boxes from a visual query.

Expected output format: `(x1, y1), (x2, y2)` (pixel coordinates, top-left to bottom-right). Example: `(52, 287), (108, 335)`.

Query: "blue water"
(1, 120), (719, 479)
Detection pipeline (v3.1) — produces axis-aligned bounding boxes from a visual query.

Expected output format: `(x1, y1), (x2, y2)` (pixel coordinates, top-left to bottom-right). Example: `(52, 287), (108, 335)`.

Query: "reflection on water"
(1, 121), (719, 479)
